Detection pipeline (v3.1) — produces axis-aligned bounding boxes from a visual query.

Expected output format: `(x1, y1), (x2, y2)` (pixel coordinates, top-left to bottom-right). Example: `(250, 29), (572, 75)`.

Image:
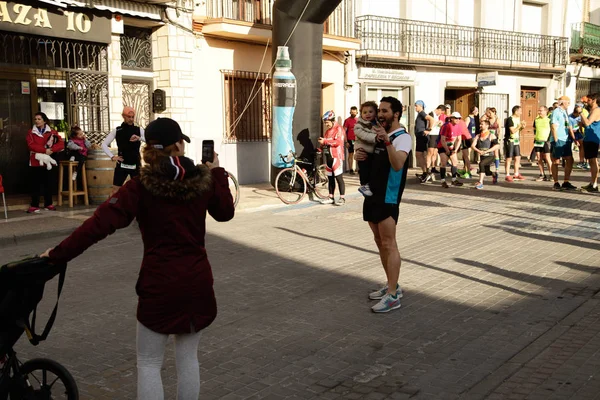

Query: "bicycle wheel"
(227, 171), (240, 208)
(313, 164), (330, 199)
(275, 168), (306, 204)
(19, 358), (79, 400)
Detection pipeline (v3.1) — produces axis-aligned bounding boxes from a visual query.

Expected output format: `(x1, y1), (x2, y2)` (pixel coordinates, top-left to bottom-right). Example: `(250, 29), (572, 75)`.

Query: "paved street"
(2, 168), (600, 399)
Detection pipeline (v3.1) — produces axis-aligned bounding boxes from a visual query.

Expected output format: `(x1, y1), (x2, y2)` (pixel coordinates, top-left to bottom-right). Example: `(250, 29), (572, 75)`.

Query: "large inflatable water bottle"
(271, 46), (296, 168)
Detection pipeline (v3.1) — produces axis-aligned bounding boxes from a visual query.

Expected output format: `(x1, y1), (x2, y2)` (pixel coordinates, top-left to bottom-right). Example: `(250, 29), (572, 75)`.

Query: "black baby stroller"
(0, 257), (78, 399)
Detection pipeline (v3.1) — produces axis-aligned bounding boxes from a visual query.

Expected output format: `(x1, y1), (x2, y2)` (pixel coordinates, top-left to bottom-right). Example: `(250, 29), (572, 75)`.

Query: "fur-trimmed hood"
(140, 156), (213, 200)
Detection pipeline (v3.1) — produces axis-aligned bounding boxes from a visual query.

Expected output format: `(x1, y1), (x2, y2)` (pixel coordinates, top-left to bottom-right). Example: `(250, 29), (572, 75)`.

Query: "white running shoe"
(371, 293), (402, 313)
(368, 284), (403, 300)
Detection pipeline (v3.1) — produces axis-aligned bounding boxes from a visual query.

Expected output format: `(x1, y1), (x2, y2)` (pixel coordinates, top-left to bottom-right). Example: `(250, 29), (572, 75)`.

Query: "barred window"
(222, 70), (272, 142)
(576, 78), (600, 100)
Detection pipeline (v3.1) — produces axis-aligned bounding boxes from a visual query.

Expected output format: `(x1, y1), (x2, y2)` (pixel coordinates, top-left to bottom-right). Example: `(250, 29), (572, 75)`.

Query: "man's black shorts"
(347, 140), (355, 154)
(504, 142), (521, 158)
(363, 199), (400, 225)
(438, 146), (454, 155)
(462, 138), (473, 151)
(428, 135), (439, 149)
(415, 132), (428, 152)
(583, 141), (600, 159)
(534, 142), (551, 154)
(113, 164), (140, 186)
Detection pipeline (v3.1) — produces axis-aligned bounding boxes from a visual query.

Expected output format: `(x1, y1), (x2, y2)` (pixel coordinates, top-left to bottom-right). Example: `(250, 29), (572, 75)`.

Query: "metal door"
(68, 72), (110, 145)
(477, 92), (509, 128)
(0, 79), (32, 194)
(122, 80), (151, 128)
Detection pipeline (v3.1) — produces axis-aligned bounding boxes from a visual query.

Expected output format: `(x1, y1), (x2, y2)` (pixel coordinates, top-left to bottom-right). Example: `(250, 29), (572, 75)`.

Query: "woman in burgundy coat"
(26, 112), (64, 213)
(42, 118), (234, 399)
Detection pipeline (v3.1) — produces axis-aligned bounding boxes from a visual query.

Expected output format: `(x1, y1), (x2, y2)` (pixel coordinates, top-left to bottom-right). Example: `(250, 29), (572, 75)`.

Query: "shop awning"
(92, 0), (164, 20)
(38, 0), (165, 21)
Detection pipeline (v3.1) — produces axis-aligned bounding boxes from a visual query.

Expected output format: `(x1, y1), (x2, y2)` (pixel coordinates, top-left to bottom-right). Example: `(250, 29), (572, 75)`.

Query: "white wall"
(322, 54), (346, 124)
(404, 0), (474, 25)
(358, 0), (400, 17)
(522, 2), (543, 34)
(591, 0), (600, 23)
(193, 39), (346, 184)
(413, 68), (477, 112)
(358, 0), (565, 35)
(193, 38), (272, 182)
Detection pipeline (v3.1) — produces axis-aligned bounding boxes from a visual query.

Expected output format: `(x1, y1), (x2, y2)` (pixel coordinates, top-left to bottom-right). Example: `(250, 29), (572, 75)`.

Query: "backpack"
(0, 257), (67, 354)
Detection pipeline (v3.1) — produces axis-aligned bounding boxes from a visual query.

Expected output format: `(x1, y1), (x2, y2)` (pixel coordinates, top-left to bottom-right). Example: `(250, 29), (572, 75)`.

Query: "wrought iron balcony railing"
(570, 22), (600, 62)
(355, 15), (569, 69)
(205, 0), (355, 38)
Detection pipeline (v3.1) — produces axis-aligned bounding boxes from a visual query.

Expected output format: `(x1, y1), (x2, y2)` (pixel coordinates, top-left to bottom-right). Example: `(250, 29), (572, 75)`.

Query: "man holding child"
(354, 96), (412, 313)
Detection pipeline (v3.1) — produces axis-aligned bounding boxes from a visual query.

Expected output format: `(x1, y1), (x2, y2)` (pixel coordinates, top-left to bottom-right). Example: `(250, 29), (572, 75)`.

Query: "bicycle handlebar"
(279, 151), (296, 163)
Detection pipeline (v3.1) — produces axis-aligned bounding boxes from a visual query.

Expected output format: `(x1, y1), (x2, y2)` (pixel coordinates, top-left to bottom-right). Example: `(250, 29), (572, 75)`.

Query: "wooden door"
(454, 90), (476, 120)
(520, 89), (539, 158)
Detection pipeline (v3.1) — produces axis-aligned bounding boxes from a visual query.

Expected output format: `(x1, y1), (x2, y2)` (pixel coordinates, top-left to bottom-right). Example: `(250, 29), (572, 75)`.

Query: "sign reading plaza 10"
(0, 1), (111, 44)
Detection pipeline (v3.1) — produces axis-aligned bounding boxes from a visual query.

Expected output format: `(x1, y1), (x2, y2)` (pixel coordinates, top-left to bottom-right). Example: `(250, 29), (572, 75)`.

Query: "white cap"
(451, 111), (462, 119)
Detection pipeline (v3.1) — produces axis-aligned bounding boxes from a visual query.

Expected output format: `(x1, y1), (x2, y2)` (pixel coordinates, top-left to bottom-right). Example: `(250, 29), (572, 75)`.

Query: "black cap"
(145, 118), (190, 149)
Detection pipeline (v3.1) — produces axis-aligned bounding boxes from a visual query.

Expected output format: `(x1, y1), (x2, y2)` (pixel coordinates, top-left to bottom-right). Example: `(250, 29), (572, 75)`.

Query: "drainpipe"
(561, 0), (569, 97)
(272, 0), (342, 177)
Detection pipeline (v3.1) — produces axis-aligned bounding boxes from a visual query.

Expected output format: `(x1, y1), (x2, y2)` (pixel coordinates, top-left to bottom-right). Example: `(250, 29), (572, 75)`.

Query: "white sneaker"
(320, 197), (334, 205)
(72, 171), (78, 181)
(371, 293), (402, 313)
(334, 198), (346, 206)
(368, 284), (403, 300)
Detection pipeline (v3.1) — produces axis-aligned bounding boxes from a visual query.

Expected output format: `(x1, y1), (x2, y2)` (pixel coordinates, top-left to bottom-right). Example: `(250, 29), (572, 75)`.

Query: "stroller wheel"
(19, 358), (78, 399)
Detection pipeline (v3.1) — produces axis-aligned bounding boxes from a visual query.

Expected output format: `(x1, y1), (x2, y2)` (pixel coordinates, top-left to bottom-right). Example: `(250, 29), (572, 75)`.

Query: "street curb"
(0, 226), (78, 249)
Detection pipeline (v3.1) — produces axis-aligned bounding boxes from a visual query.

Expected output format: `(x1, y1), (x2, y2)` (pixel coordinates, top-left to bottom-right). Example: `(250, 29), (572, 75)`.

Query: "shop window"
(222, 70), (272, 142)
(0, 32), (108, 72)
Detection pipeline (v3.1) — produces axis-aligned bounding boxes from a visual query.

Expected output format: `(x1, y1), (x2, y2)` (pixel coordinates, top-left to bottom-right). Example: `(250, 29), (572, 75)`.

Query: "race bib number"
(512, 139), (520, 145)
(534, 140), (545, 147)
(120, 163), (137, 170)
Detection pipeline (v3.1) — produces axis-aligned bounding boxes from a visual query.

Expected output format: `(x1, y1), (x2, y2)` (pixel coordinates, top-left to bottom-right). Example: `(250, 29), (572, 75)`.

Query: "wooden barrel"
(86, 149), (115, 205)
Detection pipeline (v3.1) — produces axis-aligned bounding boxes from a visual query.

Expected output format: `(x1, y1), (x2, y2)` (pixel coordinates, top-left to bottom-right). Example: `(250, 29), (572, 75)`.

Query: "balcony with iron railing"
(355, 15), (569, 72)
(194, 0), (360, 51)
(570, 22), (600, 67)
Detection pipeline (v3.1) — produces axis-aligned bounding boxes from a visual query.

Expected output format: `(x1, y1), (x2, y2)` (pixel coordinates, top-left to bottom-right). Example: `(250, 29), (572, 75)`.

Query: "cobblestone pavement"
(2, 167), (600, 399)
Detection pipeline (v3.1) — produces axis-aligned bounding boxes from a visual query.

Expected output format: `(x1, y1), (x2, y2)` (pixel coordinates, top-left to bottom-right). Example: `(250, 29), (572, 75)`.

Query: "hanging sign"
(477, 71), (498, 87)
(0, 2), (111, 43)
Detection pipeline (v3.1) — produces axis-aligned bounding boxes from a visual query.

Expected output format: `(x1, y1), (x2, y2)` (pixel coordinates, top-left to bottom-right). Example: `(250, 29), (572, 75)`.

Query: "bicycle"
(0, 257), (79, 399)
(227, 171), (240, 208)
(275, 152), (329, 204)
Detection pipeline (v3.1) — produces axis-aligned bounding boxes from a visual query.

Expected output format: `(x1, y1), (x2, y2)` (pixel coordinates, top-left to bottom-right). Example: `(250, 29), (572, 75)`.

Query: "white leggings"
(136, 321), (202, 400)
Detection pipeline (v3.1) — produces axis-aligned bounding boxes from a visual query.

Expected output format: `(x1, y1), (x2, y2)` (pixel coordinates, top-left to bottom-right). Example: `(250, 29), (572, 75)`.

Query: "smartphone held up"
(201, 140), (214, 164)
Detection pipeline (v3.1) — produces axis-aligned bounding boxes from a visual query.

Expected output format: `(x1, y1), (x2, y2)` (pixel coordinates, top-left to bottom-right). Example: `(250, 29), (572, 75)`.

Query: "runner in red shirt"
(343, 106), (358, 174)
(437, 112), (464, 188)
